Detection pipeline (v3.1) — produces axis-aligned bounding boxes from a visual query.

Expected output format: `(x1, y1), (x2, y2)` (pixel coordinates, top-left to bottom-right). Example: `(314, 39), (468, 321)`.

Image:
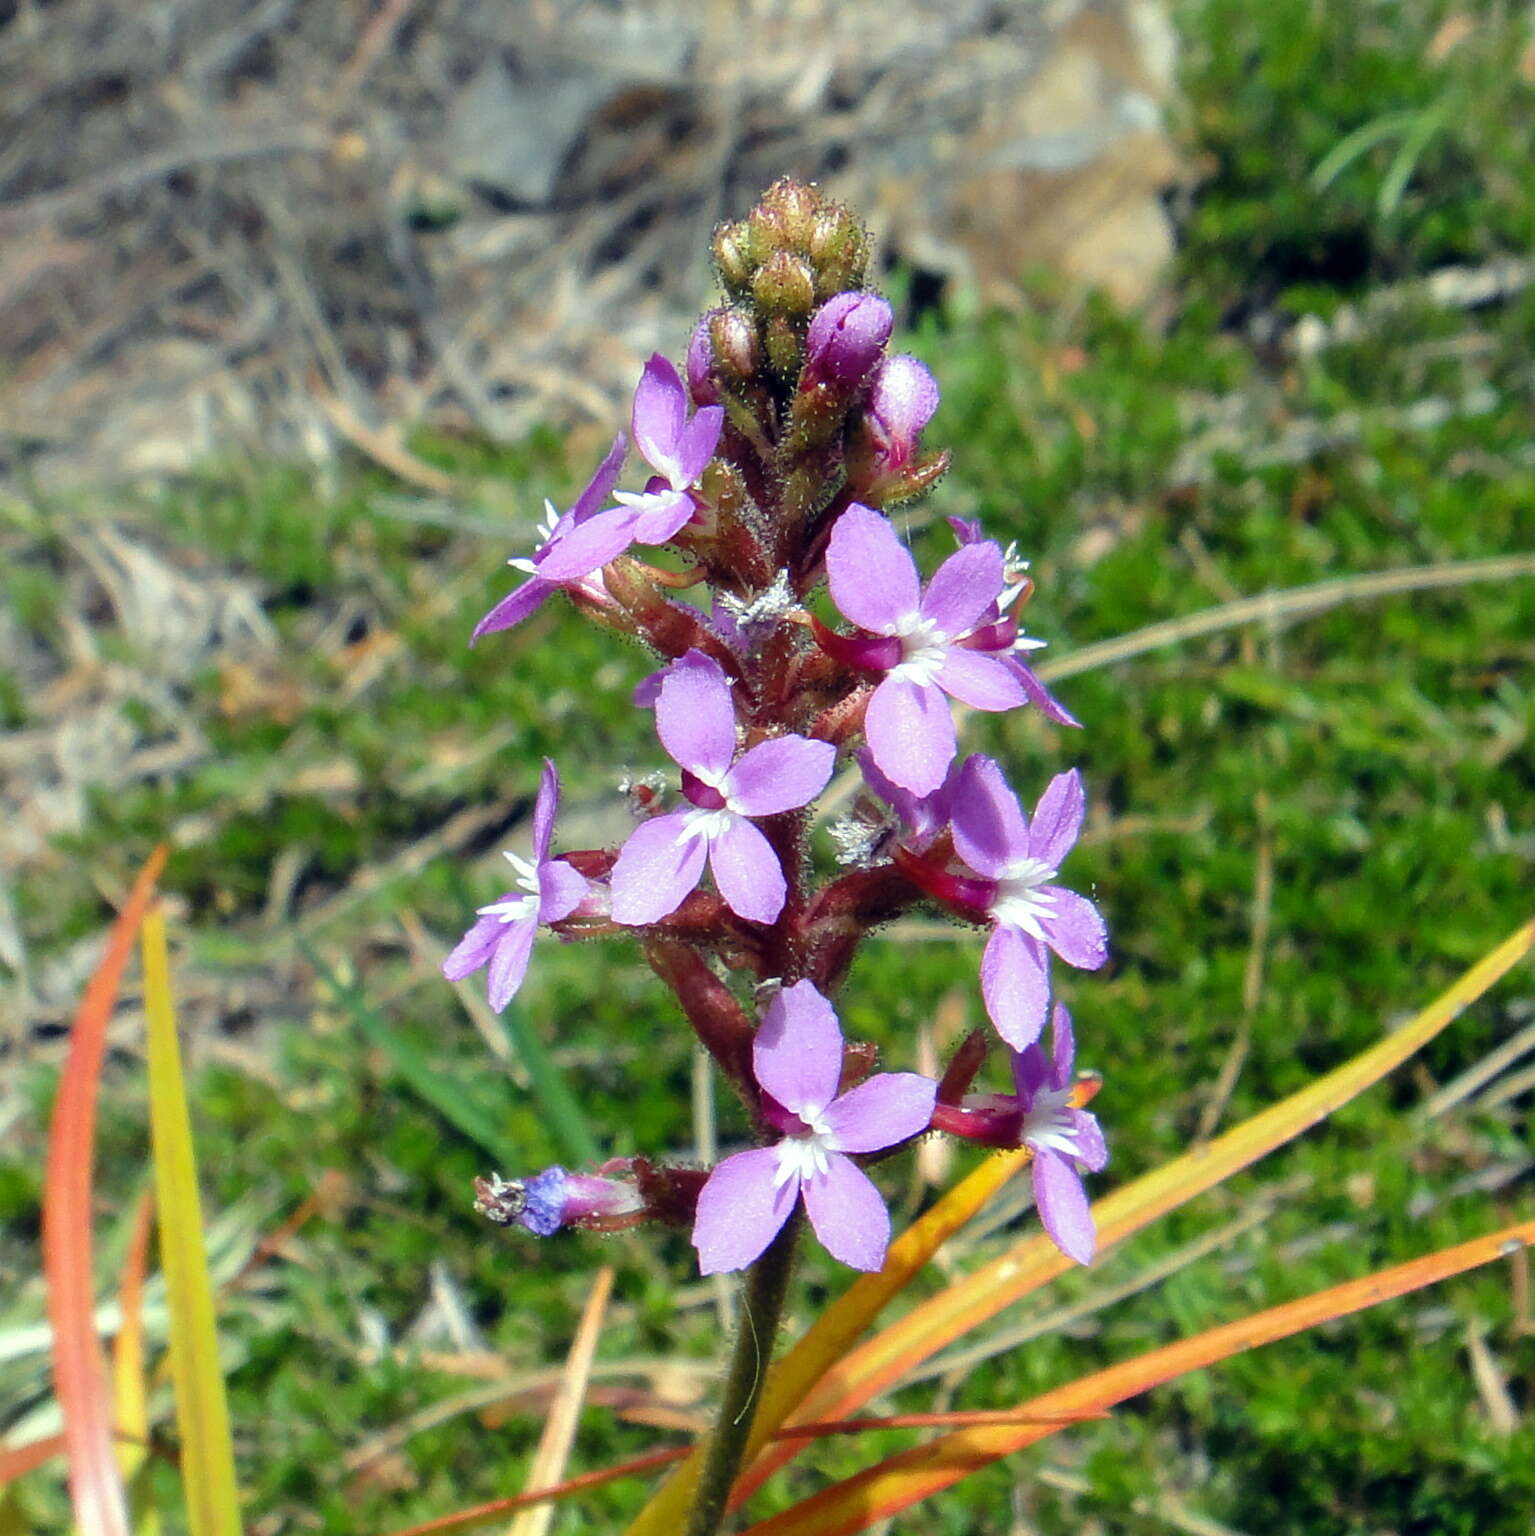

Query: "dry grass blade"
(42, 847), (166, 1536)
(142, 908), (241, 1536)
(728, 917), (1535, 1505)
(738, 1218), (1535, 1536)
(505, 1265), (615, 1536)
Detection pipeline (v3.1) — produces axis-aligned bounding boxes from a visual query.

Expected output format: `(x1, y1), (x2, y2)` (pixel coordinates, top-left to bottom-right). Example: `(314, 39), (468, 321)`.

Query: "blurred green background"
(3, 2), (1534, 1532)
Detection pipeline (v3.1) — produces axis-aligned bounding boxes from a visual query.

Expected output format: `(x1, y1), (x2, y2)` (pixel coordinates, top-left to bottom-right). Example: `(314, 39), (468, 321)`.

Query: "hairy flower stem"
(684, 1214), (800, 1536)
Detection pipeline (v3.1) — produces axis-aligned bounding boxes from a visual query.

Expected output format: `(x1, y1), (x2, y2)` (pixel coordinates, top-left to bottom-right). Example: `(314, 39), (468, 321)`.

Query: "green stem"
(684, 1215), (800, 1536)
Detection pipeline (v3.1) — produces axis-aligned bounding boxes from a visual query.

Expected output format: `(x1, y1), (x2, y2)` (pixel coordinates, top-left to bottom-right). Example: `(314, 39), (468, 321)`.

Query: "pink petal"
(537, 859), (589, 924)
(754, 980), (844, 1116)
(485, 919), (537, 1012)
(692, 1147), (797, 1275)
(864, 675), (955, 796)
(470, 577), (554, 644)
(920, 541), (1004, 636)
(935, 648), (1028, 712)
(1038, 886), (1108, 970)
(1032, 1147), (1095, 1264)
(725, 735), (835, 817)
(1029, 769), (1086, 868)
(1068, 1109), (1109, 1173)
(568, 433), (628, 522)
(534, 506), (640, 582)
(1011, 659), (1082, 728)
(531, 759), (560, 860)
(708, 816), (786, 924)
(629, 488), (699, 545)
(631, 354), (687, 479)
(656, 650), (736, 777)
(442, 913), (503, 981)
(980, 923), (1050, 1049)
(1047, 1000), (1076, 1087)
(823, 1073), (936, 1153)
(951, 755), (1030, 878)
(609, 814), (707, 925)
(674, 404), (724, 486)
(801, 1153), (891, 1271)
(1010, 1042), (1050, 1102)
(827, 504), (920, 634)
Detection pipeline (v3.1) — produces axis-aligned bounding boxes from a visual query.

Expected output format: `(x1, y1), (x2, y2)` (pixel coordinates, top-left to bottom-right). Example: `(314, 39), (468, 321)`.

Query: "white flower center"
(1022, 1086), (1078, 1156)
(773, 1105), (836, 1186)
(509, 499), (564, 573)
(991, 856), (1058, 939)
(613, 486), (684, 517)
(889, 613), (948, 685)
(476, 850), (542, 924)
(677, 804), (736, 845)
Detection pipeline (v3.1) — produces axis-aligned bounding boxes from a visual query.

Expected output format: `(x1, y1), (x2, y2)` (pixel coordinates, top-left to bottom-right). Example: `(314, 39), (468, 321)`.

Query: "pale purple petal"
(531, 759), (560, 859)
(1047, 1001), (1077, 1087)
(470, 576), (554, 644)
(442, 913), (503, 981)
(920, 542), (1004, 636)
(1038, 886), (1109, 970)
(609, 813), (708, 925)
(827, 504), (920, 633)
(801, 1153), (891, 1271)
(534, 506), (640, 582)
(725, 735), (835, 816)
(1029, 770), (1086, 869)
(674, 404), (724, 486)
(980, 923), (1050, 1049)
(868, 355), (939, 463)
(935, 649), (1028, 712)
(485, 918), (537, 1012)
(631, 354), (687, 479)
(708, 816), (786, 924)
(1011, 1042), (1050, 1103)
(656, 650), (736, 777)
(568, 433), (628, 522)
(632, 667), (665, 708)
(823, 1073), (937, 1153)
(1010, 659), (1082, 728)
(537, 860), (589, 924)
(1068, 1109), (1109, 1173)
(864, 675), (955, 796)
(754, 979), (843, 1116)
(952, 756), (1031, 878)
(1032, 1147), (1095, 1264)
(628, 487), (699, 545)
(693, 1147), (798, 1274)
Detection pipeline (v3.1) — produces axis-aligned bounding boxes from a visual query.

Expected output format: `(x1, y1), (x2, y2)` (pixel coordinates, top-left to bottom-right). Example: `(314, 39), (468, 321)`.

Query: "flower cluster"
(442, 180), (1110, 1273)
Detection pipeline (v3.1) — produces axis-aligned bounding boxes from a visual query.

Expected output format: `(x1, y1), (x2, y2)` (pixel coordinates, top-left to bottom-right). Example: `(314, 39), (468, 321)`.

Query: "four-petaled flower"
(692, 980), (937, 1273)
(534, 354), (724, 583)
(951, 757), (1108, 1049)
(610, 651), (834, 926)
(442, 760), (589, 1010)
(825, 503), (1028, 796)
(1011, 1003), (1107, 1264)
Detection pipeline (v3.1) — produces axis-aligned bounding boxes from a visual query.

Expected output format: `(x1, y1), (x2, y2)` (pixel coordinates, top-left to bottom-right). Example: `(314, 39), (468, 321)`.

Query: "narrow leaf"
(143, 908), (241, 1536)
(112, 1190), (160, 1536)
(730, 916), (1535, 1505)
(738, 1218), (1535, 1536)
(43, 848), (166, 1536)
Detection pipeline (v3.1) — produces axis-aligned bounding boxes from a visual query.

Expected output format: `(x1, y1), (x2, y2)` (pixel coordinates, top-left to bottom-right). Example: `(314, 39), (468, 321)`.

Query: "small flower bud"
(764, 313), (805, 376)
(708, 306), (760, 382)
(808, 207), (871, 295)
(714, 221), (755, 292)
(803, 291), (893, 388)
(752, 251), (816, 318)
(867, 354), (940, 469)
(474, 1166), (646, 1235)
(686, 313), (721, 406)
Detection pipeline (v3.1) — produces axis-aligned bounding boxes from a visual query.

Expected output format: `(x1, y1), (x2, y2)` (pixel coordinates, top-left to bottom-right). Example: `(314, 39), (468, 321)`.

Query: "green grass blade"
(498, 1002), (601, 1168)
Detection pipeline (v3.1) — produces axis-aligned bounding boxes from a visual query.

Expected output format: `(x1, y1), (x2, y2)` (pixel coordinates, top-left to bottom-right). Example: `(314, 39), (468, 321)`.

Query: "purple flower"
(610, 651), (834, 926)
(471, 434), (627, 643)
(475, 1166), (645, 1236)
(692, 981), (937, 1273)
(1011, 1003), (1107, 1264)
(803, 292), (893, 387)
(951, 757), (1108, 1049)
(825, 503), (1028, 795)
(867, 354), (938, 472)
(442, 760), (589, 1010)
(535, 355), (725, 583)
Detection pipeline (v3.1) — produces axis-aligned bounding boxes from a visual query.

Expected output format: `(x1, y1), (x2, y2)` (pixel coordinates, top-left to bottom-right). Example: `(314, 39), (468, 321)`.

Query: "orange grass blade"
(739, 1216), (1535, 1536)
(142, 908), (241, 1536)
(0, 1433), (67, 1484)
(43, 847), (166, 1536)
(731, 916), (1535, 1505)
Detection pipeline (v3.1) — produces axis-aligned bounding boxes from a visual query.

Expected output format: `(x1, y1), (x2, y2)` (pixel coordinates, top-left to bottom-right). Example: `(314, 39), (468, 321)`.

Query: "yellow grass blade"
(739, 1216), (1535, 1536)
(141, 909), (241, 1536)
(111, 1191), (160, 1536)
(732, 916), (1535, 1503)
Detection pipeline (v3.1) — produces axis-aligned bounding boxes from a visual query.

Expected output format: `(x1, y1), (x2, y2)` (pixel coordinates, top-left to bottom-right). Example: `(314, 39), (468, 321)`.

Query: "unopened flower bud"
(803, 292), (893, 388)
(687, 313), (721, 406)
(474, 1166), (646, 1236)
(867, 354), (940, 470)
(764, 313), (805, 375)
(708, 306), (760, 382)
(808, 207), (871, 295)
(753, 251), (816, 318)
(713, 222), (755, 293)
